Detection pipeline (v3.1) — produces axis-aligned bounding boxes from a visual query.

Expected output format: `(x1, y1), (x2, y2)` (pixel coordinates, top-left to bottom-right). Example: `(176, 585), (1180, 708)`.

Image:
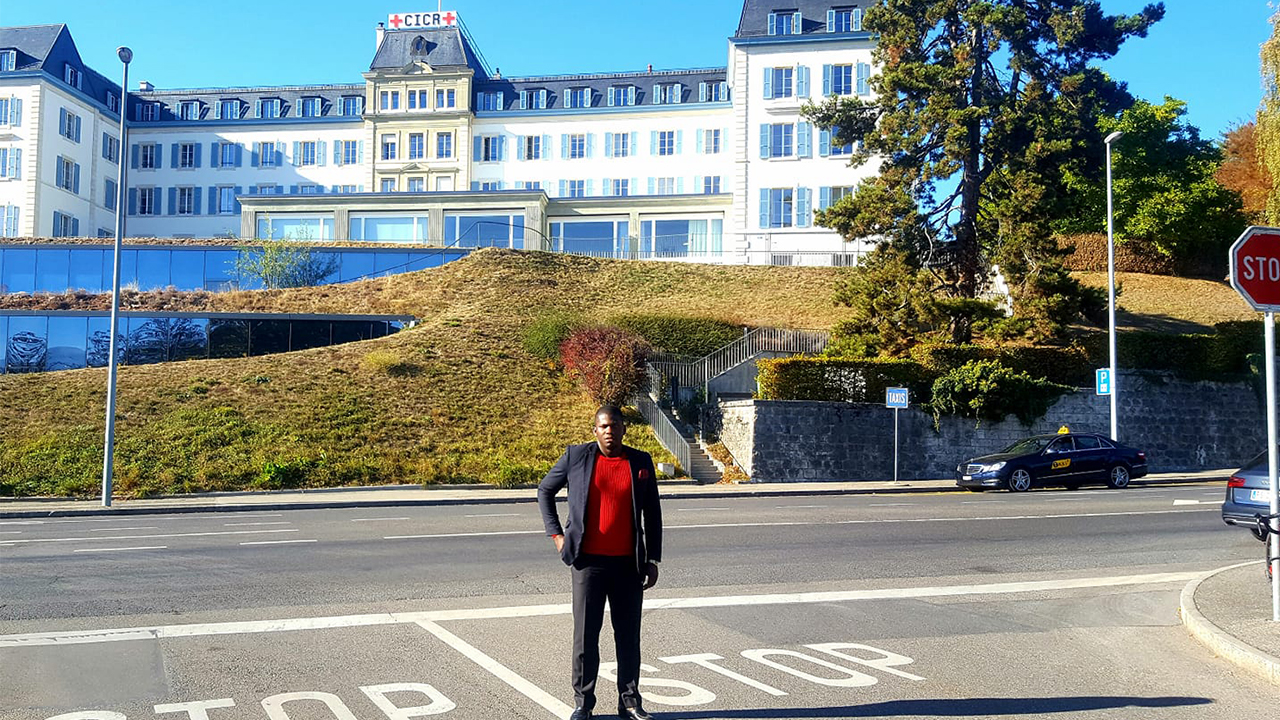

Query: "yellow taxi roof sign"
(1058, 425), (1071, 435)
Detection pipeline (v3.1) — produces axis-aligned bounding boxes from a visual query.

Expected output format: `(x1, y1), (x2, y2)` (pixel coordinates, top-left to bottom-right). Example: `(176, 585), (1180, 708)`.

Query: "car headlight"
(980, 462), (1006, 473)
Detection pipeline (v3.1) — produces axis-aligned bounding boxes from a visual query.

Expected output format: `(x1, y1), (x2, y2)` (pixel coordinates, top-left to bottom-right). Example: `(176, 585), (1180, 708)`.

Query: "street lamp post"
(101, 46), (132, 508)
(1105, 130), (1123, 442)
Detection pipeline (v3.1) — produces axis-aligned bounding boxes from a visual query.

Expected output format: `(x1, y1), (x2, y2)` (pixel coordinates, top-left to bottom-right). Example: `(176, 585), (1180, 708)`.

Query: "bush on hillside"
(523, 310), (585, 360)
(611, 313), (743, 358)
(560, 326), (652, 406)
(756, 356), (935, 404)
(927, 360), (1073, 426)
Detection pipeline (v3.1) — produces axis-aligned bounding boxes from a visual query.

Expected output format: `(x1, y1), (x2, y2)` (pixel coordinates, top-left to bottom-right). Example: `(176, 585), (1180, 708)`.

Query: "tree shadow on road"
(658, 695), (1213, 718)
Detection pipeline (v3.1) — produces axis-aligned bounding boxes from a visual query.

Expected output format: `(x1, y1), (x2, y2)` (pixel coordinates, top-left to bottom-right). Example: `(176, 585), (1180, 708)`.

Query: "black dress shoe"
(570, 708), (592, 720)
(618, 706), (653, 720)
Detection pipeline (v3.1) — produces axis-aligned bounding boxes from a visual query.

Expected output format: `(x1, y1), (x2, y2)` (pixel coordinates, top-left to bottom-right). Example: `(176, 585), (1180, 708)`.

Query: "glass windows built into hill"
(0, 313), (410, 374)
(0, 245), (471, 294)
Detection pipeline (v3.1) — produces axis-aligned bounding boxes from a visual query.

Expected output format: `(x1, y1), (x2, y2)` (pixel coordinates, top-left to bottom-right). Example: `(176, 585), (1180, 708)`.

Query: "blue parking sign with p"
(1096, 369), (1112, 396)
(886, 387), (909, 409)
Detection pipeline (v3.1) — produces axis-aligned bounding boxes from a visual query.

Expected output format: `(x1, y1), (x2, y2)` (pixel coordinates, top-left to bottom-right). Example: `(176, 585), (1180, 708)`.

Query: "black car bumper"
(1223, 498), (1271, 527)
(1130, 462), (1149, 479)
(956, 471), (1006, 489)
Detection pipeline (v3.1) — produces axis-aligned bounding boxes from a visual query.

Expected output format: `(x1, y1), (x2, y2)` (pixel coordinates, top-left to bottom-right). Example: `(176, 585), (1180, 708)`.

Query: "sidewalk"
(1182, 561), (1280, 687)
(0, 469), (1227, 519)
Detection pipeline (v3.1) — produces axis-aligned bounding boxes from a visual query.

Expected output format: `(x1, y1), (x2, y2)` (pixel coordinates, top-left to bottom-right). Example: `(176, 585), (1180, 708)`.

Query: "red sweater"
(581, 453), (634, 556)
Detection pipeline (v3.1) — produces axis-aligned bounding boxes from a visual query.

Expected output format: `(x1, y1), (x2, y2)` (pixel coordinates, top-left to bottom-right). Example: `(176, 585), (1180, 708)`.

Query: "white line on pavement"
(385, 530), (542, 540)
(0, 571), (1205, 648)
(416, 620), (574, 720)
(73, 546), (168, 554)
(88, 527), (159, 532)
(677, 507), (729, 512)
(0, 529), (299, 546)
(775, 505), (828, 509)
(373, 508), (1216, 542)
(0, 531), (22, 535)
(868, 503), (913, 507)
(223, 521), (293, 527)
(240, 540), (317, 546)
(465, 513), (522, 518)
(351, 517), (412, 522)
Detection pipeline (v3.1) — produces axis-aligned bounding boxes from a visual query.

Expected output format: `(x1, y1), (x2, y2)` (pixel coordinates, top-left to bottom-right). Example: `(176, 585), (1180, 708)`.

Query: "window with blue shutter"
(605, 132), (614, 158)
(167, 187), (177, 216)
(763, 67), (773, 99)
(797, 65), (810, 98)
(819, 129), (831, 157)
(792, 12), (802, 34)
(760, 124), (770, 159)
(857, 63), (871, 95)
(820, 187), (832, 211)
(759, 188), (770, 228)
(797, 122), (812, 158)
(796, 187), (812, 227)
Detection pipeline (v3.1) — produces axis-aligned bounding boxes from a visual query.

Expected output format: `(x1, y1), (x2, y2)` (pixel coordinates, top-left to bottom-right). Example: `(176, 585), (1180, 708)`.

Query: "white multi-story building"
(0, 1), (878, 266)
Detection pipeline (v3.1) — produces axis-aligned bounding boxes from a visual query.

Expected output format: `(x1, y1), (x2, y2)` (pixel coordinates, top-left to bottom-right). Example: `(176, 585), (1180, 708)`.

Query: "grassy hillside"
(1074, 271), (1255, 333)
(0, 251), (847, 498)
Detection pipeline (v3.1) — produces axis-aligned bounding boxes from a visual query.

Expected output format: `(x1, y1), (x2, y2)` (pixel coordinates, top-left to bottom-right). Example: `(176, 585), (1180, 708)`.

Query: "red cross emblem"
(389, 14), (404, 29)
(444, 12), (456, 25)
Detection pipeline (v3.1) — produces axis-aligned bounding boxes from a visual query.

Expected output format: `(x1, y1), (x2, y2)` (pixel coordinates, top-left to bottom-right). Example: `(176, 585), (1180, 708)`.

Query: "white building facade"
(0, 1), (878, 266)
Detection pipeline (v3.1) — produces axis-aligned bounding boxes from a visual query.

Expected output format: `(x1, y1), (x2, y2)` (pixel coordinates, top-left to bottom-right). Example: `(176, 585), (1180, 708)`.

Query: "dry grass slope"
(0, 250), (847, 497)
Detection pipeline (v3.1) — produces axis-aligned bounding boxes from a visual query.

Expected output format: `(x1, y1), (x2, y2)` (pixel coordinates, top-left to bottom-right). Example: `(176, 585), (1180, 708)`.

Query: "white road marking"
(776, 505), (828, 509)
(0, 529), (298, 546)
(1173, 500), (1219, 506)
(73, 546), (168, 554)
(88, 527), (159, 532)
(385, 530), (541, 540)
(0, 571), (1204, 648)
(417, 620), (574, 720)
(0, 521), (43, 526)
(961, 500), (1005, 504)
(351, 517), (412, 522)
(677, 507), (729, 512)
(224, 521), (293, 527)
(240, 539), (317, 546)
(868, 503), (912, 507)
(0, 531), (22, 535)
(464, 513), (522, 518)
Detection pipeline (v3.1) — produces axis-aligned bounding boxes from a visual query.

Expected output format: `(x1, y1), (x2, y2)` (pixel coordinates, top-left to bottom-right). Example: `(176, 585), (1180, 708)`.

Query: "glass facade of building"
(0, 245), (472, 294)
(0, 312), (410, 374)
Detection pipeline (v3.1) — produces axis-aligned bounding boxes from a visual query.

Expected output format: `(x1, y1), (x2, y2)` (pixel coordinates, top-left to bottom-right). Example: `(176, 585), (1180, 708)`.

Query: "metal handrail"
(632, 391), (691, 473)
(649, 327), (831, 392)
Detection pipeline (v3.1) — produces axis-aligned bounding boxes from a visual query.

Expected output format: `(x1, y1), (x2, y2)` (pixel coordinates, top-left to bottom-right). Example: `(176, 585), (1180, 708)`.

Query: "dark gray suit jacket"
(537, 442), (663, 573)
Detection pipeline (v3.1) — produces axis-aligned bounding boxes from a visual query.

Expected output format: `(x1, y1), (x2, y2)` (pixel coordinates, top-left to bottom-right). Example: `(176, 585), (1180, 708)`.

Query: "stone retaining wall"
(715, 371), (1264, 481)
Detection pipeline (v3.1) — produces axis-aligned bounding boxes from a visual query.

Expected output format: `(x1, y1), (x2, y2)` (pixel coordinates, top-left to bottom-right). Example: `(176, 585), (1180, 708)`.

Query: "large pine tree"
(805, 1), (1164, 337)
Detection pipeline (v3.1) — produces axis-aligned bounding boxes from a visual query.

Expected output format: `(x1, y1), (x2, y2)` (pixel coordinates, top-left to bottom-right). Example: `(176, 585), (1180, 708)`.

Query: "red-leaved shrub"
(559, 327), (652, 407)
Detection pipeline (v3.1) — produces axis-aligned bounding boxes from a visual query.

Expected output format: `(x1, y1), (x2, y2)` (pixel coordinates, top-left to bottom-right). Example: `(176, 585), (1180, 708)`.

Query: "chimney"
(376, 22), (385, 50)
(495, 67), (501, 79)
(647, 64), (653, 73)
(137, 80), (153, 92)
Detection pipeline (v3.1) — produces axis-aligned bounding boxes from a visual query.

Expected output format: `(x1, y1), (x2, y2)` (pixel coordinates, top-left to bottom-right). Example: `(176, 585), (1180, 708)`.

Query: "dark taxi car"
(957, 432), (1148, 492)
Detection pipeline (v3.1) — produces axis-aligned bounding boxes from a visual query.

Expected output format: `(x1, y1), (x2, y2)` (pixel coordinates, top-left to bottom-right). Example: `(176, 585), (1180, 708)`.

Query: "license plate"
(1251, 489), (1272, 503)
(962, 476), (973, 481)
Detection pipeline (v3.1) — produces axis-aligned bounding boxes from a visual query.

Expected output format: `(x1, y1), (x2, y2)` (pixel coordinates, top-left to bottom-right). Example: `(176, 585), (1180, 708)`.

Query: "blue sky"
(2, 0), (1270, 138)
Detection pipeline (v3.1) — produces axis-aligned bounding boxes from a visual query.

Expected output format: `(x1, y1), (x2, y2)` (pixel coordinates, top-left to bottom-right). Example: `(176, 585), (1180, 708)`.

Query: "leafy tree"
(1260, 11), (1280, 224)
(1055, 97), (1246, 261)
(235, 222), (339, 290)
(1217, 121), (1270, 224)
(803, 0), (1163, 340)
(829, 246), (943, 357)
(559, 327), (651, 407)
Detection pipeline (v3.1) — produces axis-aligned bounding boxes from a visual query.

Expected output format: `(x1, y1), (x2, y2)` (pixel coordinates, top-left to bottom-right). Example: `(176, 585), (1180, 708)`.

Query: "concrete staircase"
(682, 429), (725, 484)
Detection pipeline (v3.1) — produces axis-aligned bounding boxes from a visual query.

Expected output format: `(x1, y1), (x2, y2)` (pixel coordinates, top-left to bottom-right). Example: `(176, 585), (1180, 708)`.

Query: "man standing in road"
(538, 405), (663, 720)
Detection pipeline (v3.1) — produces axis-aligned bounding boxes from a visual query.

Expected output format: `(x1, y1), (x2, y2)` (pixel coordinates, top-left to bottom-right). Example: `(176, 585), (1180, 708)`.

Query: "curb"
(1180, 561), (1280, 687)
(0, 475), (1222, 520)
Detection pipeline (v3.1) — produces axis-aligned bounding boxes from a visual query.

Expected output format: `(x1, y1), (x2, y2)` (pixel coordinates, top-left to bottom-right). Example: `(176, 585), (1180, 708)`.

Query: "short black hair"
(595, 405), (625, 423)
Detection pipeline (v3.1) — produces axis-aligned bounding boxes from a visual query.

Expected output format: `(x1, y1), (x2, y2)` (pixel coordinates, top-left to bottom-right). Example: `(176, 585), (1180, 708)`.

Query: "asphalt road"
(1, 482), (1276, 719)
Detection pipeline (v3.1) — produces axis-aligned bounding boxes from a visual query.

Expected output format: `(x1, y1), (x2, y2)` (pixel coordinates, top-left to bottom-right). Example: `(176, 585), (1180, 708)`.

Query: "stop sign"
(1230, 226), (1280, 311)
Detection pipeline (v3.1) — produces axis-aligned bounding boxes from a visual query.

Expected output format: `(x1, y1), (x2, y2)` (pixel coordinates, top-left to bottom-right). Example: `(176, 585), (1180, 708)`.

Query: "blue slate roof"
(734, 1), (867, 39)
(0, 24), (123, 115)
(474, 68), (729, 112)
(370, 27), (488, 78)
(130, 84), (367, 123)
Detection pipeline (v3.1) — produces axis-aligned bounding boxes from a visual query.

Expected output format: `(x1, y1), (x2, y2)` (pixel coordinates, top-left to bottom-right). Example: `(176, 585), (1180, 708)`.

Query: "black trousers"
(571, 553), (644, 711)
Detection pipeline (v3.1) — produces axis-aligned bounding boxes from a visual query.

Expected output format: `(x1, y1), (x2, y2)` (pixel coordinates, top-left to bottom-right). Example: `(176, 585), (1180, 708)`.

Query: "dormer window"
(699, 81), (729, 102)
(827, 7), (863, 33)
(0, 50), (15, 72)
(299, 97), (321, 117)
(64, 64), (82, 89)
(564, 88), (591, 109)
(411, 36), (428, 55)
(137, 102), (159, 122)
(769, 11), (802, 36)
(178, 101), (200, 120)
(607, 86), (636, 107)
(651, 83), (683, 106)
(218, 99), (241, 120)
(476, 91), (503, 111)
(258, 98), (281, 118)
(106, 92), (119, 113)
(520, 89), (548, 110)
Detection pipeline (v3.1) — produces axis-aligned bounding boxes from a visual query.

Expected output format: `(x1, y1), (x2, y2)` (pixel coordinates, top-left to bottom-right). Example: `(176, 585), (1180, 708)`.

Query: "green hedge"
(757, 357), (936, 404)
(611, 313), (743, 358)
(928, 360), (1073, 425)
(910, 343), (1094, 387)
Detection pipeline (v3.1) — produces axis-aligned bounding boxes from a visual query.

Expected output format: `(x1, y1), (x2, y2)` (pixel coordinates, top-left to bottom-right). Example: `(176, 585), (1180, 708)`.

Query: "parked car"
(1223, 451), (1277, 537)
(957, 432), (1149, 492)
